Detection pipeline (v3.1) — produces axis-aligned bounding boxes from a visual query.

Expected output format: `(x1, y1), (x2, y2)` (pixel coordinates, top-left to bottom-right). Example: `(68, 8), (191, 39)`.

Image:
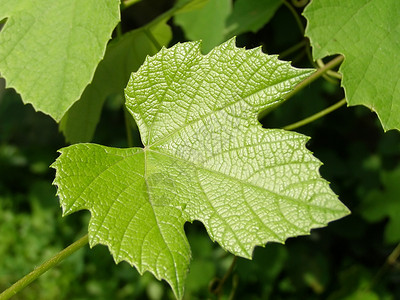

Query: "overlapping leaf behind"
(0, 0), (120, 120)
(304, 0), (400, 131)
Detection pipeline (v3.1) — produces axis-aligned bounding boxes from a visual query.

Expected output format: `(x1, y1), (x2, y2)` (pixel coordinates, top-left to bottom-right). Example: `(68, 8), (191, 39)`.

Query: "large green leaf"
(304, 0), (400, 131)
(52, 38), (349, 298)
(0, 0), (120, 121)
(174, 0), (231, 53)
(59, 21), (172, 143)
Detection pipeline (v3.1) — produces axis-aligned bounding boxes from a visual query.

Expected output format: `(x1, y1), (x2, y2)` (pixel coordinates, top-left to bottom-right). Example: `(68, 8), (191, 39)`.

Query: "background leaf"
(0, 0), (120, 121)
(174, 0), (232, 53)
(304, 0), (400, 131)
(224, 0), (282, 38)
(53, 38), (349, 298)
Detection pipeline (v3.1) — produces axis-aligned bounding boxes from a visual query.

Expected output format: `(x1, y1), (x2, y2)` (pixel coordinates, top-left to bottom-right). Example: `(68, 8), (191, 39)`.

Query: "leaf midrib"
(147, 148), (344, 214)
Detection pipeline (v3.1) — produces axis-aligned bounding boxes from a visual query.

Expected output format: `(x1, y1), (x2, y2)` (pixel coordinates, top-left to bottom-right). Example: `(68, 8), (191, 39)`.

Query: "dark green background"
(1, 0), (399, 299)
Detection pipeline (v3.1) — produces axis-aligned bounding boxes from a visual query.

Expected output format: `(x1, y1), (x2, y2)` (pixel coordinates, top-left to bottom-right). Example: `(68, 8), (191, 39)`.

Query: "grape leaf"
(52, 38), (349, 298)
(0, 0), (120, 121)
(304, 0), (400, 131)
(224, 0), (282, 38)
(360, 167), (400, 244)
(59, 21), (172, 143)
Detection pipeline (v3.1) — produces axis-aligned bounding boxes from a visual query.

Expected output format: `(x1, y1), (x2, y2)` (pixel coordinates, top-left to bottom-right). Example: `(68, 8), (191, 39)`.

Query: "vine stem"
(210, 256), (237, 298)
(0, 235), (89, 300)
(282, 0), (305, 35)
(285, 55), (344, 100)
(317, 59), (342, 80)
(259, 54), (344, 120)
(281, 0), (315, 66)
(368, 242), (400, 290)
(143, 0), (194, 30)
(143, 27), (162, 49)
(279, 39), (307, 60)
(123, 0), (195, 31)
(283, 98), (346, 130)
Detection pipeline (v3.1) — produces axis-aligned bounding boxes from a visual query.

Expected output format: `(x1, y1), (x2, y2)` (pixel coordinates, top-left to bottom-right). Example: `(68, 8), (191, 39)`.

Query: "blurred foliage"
(360, 167), (400, 244)
(1, 0), (400, 299)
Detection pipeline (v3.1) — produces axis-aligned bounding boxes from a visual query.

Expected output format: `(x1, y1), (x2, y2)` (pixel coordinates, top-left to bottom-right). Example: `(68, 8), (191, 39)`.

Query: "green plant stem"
(368, 242), (400, 290)
(210, 256), (237, 298)
(144, 0), (193, 30)
(387, 243), (400, 265)
(144, 27), (162, 49)
(0, 235), (89, 300)
(259, 54), (344, 120)
(326, 70), (342, 80)
(279, 0), (315, 68)
(124, 0), (195, 32)
(282, 0), (305, 35)
(279, 39), (307, 59)
(228, 274), (239, 300)
(291, 48), (307, 65)
(317, 59), (342, 81)
(125, 0), (194, 50)
(283, 98), (346, 130)
(286, 54), (344, 100)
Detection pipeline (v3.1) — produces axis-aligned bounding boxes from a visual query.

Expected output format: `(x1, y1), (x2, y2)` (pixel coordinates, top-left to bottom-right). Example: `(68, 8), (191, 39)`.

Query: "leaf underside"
(304, 0), (400, 131)
(0, 0), (120, 121)
(52, 38), (349, 299)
